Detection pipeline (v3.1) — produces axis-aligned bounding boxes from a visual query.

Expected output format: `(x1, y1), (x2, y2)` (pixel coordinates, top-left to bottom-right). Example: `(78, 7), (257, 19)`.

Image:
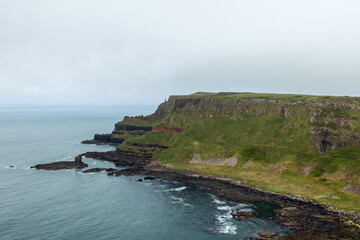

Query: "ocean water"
(0, 106), (289, 240)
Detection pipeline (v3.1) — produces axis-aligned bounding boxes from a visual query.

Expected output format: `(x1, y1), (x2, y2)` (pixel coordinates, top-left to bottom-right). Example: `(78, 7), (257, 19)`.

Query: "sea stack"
(31, 154), (88, 170)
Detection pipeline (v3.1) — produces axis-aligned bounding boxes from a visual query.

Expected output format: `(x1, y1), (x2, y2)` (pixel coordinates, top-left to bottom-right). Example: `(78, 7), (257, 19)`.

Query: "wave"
(164, 186), (187, 192)
(213, 198), (226, 205)
(217, 205), (232, 211)
(214, 214), (237, 235)
(170, 195), (193, 207)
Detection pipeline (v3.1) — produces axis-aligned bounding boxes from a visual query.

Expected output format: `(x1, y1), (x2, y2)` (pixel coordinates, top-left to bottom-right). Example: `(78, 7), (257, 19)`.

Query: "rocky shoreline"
(33, 147), (360, 239)
(79, 150), (360, 239)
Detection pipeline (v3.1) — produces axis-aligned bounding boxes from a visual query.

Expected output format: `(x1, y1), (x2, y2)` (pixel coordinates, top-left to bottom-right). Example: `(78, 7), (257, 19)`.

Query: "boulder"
(230, 211), (254, 220)
(257, 230), (278, 239)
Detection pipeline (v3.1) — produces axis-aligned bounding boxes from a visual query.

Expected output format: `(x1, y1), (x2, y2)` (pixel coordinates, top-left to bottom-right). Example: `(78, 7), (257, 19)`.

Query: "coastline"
(28, 93), (360, 239)
(82, 149), (360, 239)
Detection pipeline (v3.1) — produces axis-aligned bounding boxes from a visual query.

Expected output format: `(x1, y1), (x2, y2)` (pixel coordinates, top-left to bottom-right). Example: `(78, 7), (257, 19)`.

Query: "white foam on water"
(215, 214), (237, 235)
(170, 196), (185, 202)
(217, 206), (232, 211)
(165, 186), (187, 192)
(232, 203), (255, 213)
(213, 198), (226, 205)
(211, 194), (227, 205)
(209, 195), (257, 235)
(170, 196), (193, 207)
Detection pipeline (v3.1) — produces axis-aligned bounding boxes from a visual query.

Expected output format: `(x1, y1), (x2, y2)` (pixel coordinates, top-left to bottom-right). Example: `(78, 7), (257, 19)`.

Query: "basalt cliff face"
(154, 94), (360, 153)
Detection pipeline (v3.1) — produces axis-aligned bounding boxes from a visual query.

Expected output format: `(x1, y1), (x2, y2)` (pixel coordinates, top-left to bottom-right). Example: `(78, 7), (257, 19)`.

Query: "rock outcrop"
(190, 154), (238, 166)
(82, 134), (125, 145)
(230, 211), (254, 220)
(31, 155), (88, 170)
(82, 149), (153, 168)
(310, 126), (360, 153)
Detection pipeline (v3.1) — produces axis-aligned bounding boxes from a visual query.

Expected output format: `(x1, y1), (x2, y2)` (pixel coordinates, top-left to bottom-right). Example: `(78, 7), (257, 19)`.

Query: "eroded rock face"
(343, 184), (360, 196)
(310, 126), (360, 153)
(83, 149), (153, 168)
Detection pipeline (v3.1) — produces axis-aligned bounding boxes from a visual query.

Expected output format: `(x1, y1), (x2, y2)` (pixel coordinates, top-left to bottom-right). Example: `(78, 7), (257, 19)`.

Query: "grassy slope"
(116, 92), (360, 211)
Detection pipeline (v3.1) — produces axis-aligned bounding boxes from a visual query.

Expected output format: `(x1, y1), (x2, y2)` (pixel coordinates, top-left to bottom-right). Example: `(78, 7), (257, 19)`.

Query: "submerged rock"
(230, 211), (254, 220)
(83, 168), (116, 173)
(144, 176), (155, 180)
(257, 230), (278, 239)
(31, 155), (88, 170)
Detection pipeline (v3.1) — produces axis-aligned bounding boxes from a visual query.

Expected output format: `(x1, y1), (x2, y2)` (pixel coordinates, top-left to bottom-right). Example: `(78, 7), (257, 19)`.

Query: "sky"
(1, 0), (360, 105)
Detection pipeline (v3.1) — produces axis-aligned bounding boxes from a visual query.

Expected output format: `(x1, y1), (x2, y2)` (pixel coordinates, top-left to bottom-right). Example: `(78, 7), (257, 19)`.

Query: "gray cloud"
(1, 0), (360, 105)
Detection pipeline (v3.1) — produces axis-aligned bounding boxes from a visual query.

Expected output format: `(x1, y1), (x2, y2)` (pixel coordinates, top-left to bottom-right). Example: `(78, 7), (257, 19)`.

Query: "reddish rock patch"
(152, 126), (182, 133)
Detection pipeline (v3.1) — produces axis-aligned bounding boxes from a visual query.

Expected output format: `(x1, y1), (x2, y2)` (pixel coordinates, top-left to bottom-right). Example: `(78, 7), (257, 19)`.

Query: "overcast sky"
(1, 0), (360, 105)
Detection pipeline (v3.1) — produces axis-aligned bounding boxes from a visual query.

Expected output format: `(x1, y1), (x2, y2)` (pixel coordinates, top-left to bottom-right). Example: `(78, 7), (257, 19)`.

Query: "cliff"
(85, 92), (360, 212)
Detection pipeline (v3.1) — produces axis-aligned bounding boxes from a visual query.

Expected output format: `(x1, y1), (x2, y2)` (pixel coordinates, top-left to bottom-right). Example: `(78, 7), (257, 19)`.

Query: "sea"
(0, 105), (290, 240)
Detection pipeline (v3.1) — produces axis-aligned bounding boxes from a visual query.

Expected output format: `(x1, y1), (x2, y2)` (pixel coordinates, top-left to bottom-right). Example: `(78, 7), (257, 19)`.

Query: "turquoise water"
(0, 106), (289, 240)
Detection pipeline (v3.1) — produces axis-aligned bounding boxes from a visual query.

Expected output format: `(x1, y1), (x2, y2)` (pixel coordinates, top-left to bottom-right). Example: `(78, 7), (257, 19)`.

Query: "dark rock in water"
(81, 139), (98, 144)
(82, 168), (117, 173)
(230, 211), (255, 220)
(94, 134), (112, 142)
(83, 168), (105, 173)
(136, 179), (143, 182)
(114, 167), (147, 177)
(83, 150), (152, 168)
(257, 230), (278, 239)
(31, 154), (88, 170)
(81, 134), (125, 145)
(144, 176), (155, 180)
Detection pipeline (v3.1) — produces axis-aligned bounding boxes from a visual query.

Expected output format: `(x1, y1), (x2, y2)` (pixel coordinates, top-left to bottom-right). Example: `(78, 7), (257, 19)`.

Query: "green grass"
(154, 106), (360, 211)
(116, 118), (158, 127)
(170, 92), (360, 105)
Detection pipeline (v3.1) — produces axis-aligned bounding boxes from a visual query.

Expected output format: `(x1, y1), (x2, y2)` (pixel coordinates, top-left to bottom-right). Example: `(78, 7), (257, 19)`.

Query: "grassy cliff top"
(169, 92), (360, 104)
